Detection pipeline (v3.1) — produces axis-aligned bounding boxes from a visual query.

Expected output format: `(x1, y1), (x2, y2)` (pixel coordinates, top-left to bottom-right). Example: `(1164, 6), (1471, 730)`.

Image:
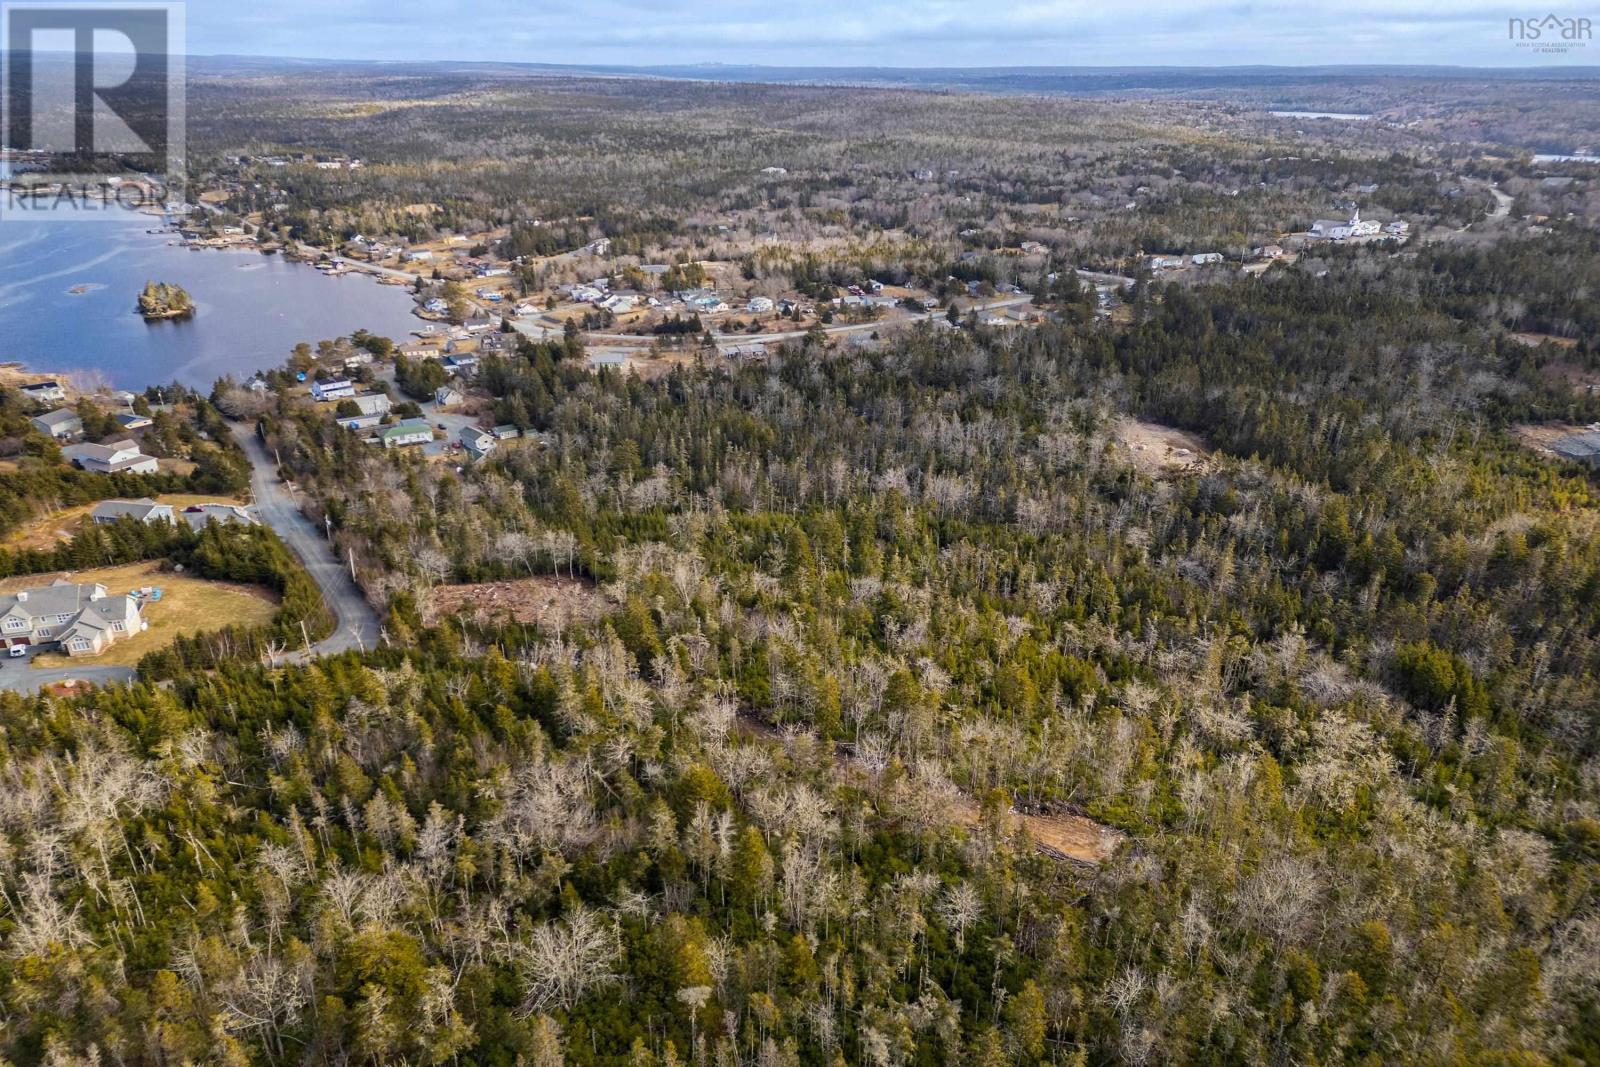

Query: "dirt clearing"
(1512, 422), (1593, 455)
(428, 576), (612, 629)
(1116, 419), (1209, 474)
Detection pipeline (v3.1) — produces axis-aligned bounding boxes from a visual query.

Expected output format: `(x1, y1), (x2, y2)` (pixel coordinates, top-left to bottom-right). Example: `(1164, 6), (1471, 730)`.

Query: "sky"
(180, 1), (1599, 68)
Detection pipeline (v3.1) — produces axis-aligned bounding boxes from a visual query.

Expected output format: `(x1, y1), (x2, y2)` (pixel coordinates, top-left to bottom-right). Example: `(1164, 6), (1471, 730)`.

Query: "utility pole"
(348, 547), (357, 581)
(300, 620), (311, 656)
(324, 515), (332, 543)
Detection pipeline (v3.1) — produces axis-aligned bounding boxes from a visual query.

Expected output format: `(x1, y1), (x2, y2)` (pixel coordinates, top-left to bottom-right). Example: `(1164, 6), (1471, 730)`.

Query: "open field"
(2, 560), (278, 668)
(2, 494), (247, 552)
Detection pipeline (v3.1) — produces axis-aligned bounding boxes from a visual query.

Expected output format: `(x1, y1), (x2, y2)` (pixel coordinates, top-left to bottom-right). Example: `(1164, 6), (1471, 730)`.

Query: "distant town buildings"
(1311, 207), (1382, 241)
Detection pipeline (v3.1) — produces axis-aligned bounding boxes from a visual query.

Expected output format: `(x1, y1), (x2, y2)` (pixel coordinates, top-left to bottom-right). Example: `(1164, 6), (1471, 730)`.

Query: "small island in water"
(137, 280), (195, 320)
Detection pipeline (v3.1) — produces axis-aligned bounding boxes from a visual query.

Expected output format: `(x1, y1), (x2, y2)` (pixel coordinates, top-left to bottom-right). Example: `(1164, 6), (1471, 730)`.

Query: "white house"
(461, 426), (497, 460)
(21, 380), (67, 404)
(375, 419), (434, 449)
(1191, 252), (1224, 265)
(311, 379), (356, 402)
(0, 581), (143, 658)
(61, 440), (159, 475)
(335, 392), (393, 430)
(31, 408), (83, 439)
(746, 296), (775, 313)
(1311, 208), (1382, 241)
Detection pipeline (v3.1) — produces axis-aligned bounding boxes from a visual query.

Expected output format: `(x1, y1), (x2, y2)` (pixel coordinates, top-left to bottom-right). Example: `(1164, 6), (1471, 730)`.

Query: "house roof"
(92, 498), (170, 522)
(0, 581), (108, 621)
(32, 408), (81, 428)
(348, 392), (392, 415)
(1553, 431), (1600, 458)
(64, 440), (143, 463)
(378, 419), (433, 440)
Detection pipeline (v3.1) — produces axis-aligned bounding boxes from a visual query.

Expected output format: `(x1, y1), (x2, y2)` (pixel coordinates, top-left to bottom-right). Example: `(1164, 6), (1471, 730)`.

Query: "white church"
(1310, 207), (1382, 241)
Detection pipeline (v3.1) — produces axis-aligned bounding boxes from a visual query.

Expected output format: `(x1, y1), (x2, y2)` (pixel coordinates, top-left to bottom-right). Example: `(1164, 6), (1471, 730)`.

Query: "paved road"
(0, 662), (136, 694)
(229, 422), (383, 657)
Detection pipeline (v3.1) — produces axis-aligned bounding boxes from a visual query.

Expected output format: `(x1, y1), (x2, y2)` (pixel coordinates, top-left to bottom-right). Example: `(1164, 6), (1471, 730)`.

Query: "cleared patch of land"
(428, 575), (611, 628)
(948, 794), (1123, 865)
(1515, 332), (1580, 349)
(2, 494), (247, 552)
(1116, 419), (1209, 474)
(734, 711), (1123, 865)
(1512, 421), (1591, 455)
(7, 560), (278, 668)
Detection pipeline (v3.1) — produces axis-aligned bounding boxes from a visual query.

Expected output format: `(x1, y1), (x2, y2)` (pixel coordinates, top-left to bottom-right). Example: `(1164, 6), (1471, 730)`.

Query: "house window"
(3, 618), (21, 631)
(38, 629), (51, 638)
(111, 622), (125, 633)
(70, 639), (88, 651)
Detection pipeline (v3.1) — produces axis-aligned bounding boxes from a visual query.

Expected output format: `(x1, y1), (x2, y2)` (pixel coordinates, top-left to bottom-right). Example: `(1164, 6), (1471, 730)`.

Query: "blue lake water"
(0, 204), (423, 390)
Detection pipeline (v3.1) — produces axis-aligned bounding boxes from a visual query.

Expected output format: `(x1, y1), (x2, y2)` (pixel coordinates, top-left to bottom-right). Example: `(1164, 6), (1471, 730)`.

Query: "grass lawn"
(1, 494), (246, 552)
(1, 560), (279, 669)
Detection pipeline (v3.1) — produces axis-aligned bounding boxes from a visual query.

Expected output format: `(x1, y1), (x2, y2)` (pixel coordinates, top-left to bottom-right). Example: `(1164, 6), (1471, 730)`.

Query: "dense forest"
(2, 224), (1595, 1064)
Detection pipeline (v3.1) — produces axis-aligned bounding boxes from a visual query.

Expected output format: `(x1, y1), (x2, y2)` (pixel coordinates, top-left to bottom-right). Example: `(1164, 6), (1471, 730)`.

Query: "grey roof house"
(0, 580), (143, 657)
(31, 408), (83, 439)
(92, 498), (175, 525)
(62, 440), (159, 475)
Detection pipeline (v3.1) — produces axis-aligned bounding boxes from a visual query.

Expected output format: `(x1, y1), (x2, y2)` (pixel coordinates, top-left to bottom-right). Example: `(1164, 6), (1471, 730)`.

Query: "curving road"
(229, 422), (383, 658)
(0, 425), (383, 695)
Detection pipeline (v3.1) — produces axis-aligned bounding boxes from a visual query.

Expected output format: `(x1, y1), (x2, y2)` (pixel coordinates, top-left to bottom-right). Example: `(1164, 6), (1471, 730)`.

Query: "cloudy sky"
(183, 1), (1597, 68)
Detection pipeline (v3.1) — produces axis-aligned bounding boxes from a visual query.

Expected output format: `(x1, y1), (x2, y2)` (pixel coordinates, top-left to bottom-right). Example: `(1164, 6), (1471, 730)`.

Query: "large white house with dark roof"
(61, 440), (159, 475)
(0, 580), (144, 657)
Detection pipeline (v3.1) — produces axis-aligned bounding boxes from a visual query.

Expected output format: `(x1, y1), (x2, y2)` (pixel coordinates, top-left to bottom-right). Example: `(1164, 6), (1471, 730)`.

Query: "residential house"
(0, 581), (143, 657)
(1255, 244), (1285, 260)
(310, 379), (356, 402)
(434, 386), (465, 407)
(746, 296), (775, 313)
(463, 317), (496, 335)
(1191, 252), (1224, 265)
(20, 380), (66, 404)
(375, 419), (434, 449)
(31, 408), (83, 439)
(335, 392), (393, 430)
(461, 426), (497, 460)
(92, 498), (174, 525)
(491, 425), (520, 441)
(445, 354), (479, 375)
(587, 353), (628, 370)
(114, 412), (154, 431)
(62, 440), (159, 475)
